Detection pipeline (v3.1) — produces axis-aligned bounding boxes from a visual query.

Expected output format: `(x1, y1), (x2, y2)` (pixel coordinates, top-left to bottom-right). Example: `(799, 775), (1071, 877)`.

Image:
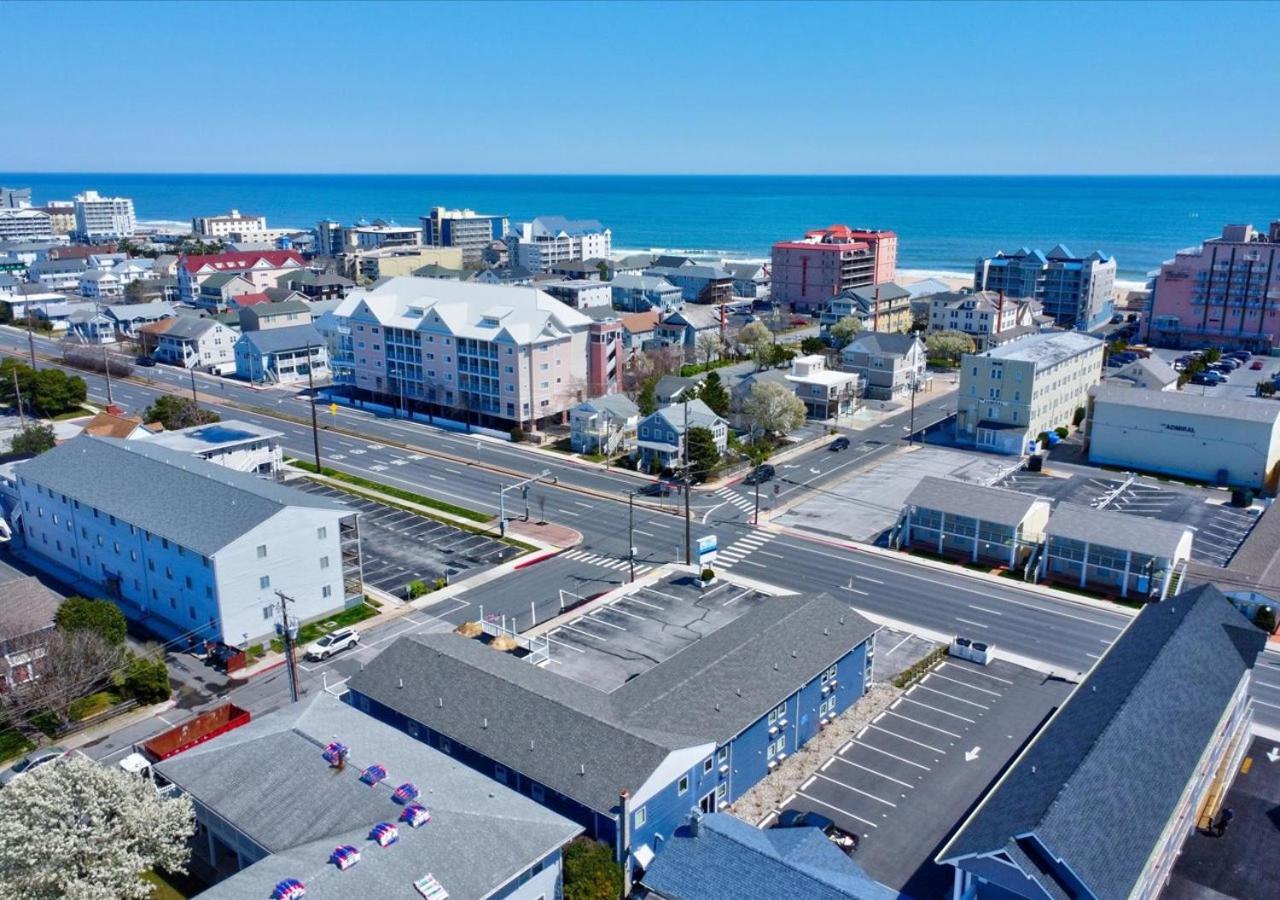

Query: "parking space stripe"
(899, 696), (976, 723)
(927, 671), (1002, 697)
(623, 596), (664, 611)
(558, 623), (607, 641)
(795, 791), (880, 829)
(914, 684), (990, 710)
(544, 634), (586, 654)
(832, 756), (915, 789)
(884, 710), (962, 739)
(814, 772), (896, 807)
(584, 613), (627, 631)
(868, 724), (946, 755)
(853, 740), (930, 771)
(941, 662), (1013, 685)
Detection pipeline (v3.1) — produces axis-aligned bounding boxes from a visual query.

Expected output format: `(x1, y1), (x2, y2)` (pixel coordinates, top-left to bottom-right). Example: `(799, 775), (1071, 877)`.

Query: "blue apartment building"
(345, 586), (877, 881)
(974, 245), (1116, 330)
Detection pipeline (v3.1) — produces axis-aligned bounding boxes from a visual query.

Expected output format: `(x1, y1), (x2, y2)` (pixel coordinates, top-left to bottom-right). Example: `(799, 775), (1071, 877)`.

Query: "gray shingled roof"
(161, 693), (580, 900)
(0, 576), (62, 638)
(844, 283), (910, 304)
(239, 323), (324, 354)
(843, 332), (922, 357)
(904, 476), (1046, 528)
(1092, 382), (1280, 424)
(15, 436), (344, 556)
(1044, 502), (1193, 558)
(348, 593), (877, 814)
(159, 315), (218, 341)
(939, 585), (1265, 899)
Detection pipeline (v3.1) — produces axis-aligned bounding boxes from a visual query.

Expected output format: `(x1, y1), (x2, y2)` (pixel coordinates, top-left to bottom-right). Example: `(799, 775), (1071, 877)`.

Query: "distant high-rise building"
(770, 225), (897, 313)
(1144, 221), (1280, 352)
(0, 208), (55, 242)
(192, 209), (269, 240)
(974, 245), (1115, 330)
(505, 216), (611, 272)
(314, 219), (348, 257)
(0, 187), (32, 209)
(421, 207), (508, 266)
(73, 190), (136, 242)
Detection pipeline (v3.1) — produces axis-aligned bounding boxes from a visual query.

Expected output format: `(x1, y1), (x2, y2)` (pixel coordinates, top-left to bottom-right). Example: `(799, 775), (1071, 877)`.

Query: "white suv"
(305, 628), (360, 660)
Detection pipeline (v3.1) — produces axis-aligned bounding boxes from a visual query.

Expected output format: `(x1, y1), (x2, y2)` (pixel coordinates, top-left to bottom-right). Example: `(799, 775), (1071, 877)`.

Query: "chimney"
(689, 807), (704, 836)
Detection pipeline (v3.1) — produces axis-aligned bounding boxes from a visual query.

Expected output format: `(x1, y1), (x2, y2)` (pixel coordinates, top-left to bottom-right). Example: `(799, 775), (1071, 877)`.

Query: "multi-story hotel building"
(73, 190), (136, 242)
(505, 216), (611, 273)
(974, 245), (1116, 329)
(177, 250), (306, 302)
(1143, 221), (1280, 352)
(192, 209), (269, 240)
(770, 225), (897, 313)
(420, 207), (508, 266)
(330, 277), (620, 430)
(0, 208), (55, 242)
(956, 331), (1104, 455)
(11, 436), (362, 648)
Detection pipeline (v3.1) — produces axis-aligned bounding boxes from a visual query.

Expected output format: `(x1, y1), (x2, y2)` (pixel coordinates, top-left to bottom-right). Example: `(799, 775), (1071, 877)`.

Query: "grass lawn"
(143, 868), (206, 900)
(288, 459), (490, 523)
(0, 728), (34, 764)
(270, 601), (380, 654)
(52, 406), (93, 421)
(68, 689), (121, 722)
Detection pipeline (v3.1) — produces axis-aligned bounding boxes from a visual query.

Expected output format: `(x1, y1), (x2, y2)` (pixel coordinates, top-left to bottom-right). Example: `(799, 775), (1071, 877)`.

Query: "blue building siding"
(347, 634), (873, 868)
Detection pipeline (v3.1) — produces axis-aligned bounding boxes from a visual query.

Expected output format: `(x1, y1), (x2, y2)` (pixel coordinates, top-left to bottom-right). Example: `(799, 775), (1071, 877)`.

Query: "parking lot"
(998, 468), (1259, 567)
(293, 480), (519, 597)
(536, 572), (771, 690)
(1152, 347), (1280, 402)
(774, 657), (1074, 897)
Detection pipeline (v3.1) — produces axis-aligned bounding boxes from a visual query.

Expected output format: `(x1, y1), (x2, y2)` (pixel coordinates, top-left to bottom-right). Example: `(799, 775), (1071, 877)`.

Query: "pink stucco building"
(770, 225), (898, 313)
(1144, 221), (1280, 352)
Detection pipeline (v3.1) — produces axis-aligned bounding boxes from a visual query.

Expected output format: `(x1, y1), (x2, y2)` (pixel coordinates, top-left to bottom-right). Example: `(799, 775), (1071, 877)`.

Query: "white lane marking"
(954, 616), (988, 629)
(967, 604), (1003, 616)
(941, 662), (1013, 685)
(794, 791), (880, 829)
(928, 671), (1003, 697)
(557, 623), (607, 641)
(884, 710), (962, 739)
(899, 696), (976, 724)
(867, 724), (946, 755)
(814, 772), (896, 807)
(853, 740), (930, 771)
(832, 755), (915, 789)
(914, 684), (990, 711)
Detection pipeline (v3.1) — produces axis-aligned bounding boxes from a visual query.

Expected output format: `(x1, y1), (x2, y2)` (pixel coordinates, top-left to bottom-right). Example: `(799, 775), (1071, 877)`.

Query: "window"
(494, 764), (507, 785)
(821, 664), (838, 685)
(634, 806), (647, 828)
(767, 737), (786, 759)
(256, 544), (268, 558)
(678, 775), (689, 795)
(717, 746), (728, 763)
(703, 757), (713, 774)
(319, 556), (330, 570)
(767, 702), (786, 725)
(317, 527), (327, 540)
(531, 784), (544, 804)
(259, 575), (271, 589)
(322, 585), (332, 599)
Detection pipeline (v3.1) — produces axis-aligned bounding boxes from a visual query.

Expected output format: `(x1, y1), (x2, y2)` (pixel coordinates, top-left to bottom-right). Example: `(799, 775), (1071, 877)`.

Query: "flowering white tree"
(0, 754), (195, 900)
(742, 381), (807, 436)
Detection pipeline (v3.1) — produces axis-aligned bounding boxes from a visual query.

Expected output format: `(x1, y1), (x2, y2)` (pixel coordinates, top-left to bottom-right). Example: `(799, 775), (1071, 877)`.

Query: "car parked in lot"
(1228, 350), (1252, 361)
(0, 746), (66, 786)
(305, 628), (359, 660)
(774, 809), (858, 856)
(743, 464), (775, 486)
(1251, 360), (1265, 370)
(829, 436), (850, 452)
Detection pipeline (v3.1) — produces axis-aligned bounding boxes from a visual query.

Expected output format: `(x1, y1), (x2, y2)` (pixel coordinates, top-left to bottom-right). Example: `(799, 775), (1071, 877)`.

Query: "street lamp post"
(628, 491), (636, 582)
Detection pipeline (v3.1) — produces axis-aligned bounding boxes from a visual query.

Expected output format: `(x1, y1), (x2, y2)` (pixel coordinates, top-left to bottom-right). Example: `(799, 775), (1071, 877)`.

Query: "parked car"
(0, 746), (66, 786)
(829, 437), (850, 452)
(789, 316), (809, 327)
(136, 356), (157, 367)
(305, 628), (359, 661)
(774, 810), (858, 856)
(1228, 350), (1252, 361)
(1111, 314), (1124, 324)
(743, 464), (775, 486)
(1251, 360), (1265, 370)
(642, 481), (675, 497)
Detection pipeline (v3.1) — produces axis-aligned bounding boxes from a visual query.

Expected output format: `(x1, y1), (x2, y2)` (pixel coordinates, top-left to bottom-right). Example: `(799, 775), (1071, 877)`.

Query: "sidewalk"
(60, 698), (179, 754)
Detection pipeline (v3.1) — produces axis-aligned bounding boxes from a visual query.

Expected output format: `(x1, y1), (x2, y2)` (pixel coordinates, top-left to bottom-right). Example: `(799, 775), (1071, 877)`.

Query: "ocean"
(6, 173), (1280, 280)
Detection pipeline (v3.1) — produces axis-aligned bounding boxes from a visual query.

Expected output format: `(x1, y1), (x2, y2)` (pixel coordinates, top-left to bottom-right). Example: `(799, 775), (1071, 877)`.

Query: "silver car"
(0, 746), (66, 786)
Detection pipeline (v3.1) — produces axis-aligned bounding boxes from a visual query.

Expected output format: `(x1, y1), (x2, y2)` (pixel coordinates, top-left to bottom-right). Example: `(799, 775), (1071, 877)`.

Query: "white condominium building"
(505, 216), (611, 273)
(11, 436), (362, 648)
(73, 190), (136, 241)
(0, 208), (55, 242)
(956, 331), (1104, 455)
(192, 209), (269, 239)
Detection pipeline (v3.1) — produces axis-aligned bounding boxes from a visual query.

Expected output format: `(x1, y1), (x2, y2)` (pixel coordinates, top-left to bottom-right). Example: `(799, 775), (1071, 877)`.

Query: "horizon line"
(2, 170), (1279, 179)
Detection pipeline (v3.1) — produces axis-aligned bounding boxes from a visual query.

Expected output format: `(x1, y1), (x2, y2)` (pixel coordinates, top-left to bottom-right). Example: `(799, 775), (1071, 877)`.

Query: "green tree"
(827, 314), (862, 348)
(121, 653), (171, 704)
(925, 330), (976, 366)
(685, 426), (720, 482)
(736, 321), (773, 363)
(637, 378), (658, 416)
(562, 837), (623, 900)
(55, 596), (128, 646)
(142, 395), (220, 430)
(8, 423), (56, 456)
(1072, 406), (1087, 427)
(0, 360), (86, 417)
(596, 260), (611, 282)
(768, 343), (795, 368)
(800, 336), (827, 355)
(743, 381), (807, 436)
(699, 371), (730, 418)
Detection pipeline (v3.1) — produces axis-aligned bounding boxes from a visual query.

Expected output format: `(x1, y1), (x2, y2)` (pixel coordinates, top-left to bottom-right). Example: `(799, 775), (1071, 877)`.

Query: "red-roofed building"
(228, 292), (272, 309)
(178, 250), (305, 302)
(770, 225), (898, 313)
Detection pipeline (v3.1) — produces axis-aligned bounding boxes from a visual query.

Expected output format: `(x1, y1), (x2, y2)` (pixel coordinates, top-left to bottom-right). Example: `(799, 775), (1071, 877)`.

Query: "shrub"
(1054, 426), (1070, 439)
(122, 654), (171, 704)
(406, 580), (427, 600)
(1072, 406), (1086, 427)
(55, 596), (127, 645)
(563, 837), (623, 900)
(509, 426), (525, 443)
(1036, 431), (1051, 446)
(892, 644), (948, 689)
(700, 568), (715, 582)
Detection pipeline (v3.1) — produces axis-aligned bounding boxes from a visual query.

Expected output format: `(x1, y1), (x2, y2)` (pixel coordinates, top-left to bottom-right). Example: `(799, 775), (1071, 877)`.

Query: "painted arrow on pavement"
(964, 747), (982, 762)
(1267, 746), (1279, 763)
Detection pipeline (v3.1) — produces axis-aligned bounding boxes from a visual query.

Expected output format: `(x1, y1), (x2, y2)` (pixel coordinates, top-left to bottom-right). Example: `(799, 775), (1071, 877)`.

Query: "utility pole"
(11, 368), (25, 428)
(26, 325), (36, 370)
(628, 491), (636, 582)
(102, 343), (114, 406)
(189, 368), (198, 405)
(306, 342), (321, 472)
(754, 479), (760, 526)
(274, 590), (300, 703)
(908, 373), (918, 446)
(682, 402), (692, 566)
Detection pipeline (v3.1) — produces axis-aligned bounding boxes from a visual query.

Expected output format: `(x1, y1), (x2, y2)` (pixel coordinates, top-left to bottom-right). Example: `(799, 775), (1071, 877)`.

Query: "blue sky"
(2, 0), (1276, 174)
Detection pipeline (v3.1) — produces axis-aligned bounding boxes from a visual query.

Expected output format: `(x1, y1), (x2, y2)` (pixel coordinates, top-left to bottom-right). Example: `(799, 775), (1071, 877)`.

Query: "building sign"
(1161, 423), (1196, 435)
(696, 535), (717, 568)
